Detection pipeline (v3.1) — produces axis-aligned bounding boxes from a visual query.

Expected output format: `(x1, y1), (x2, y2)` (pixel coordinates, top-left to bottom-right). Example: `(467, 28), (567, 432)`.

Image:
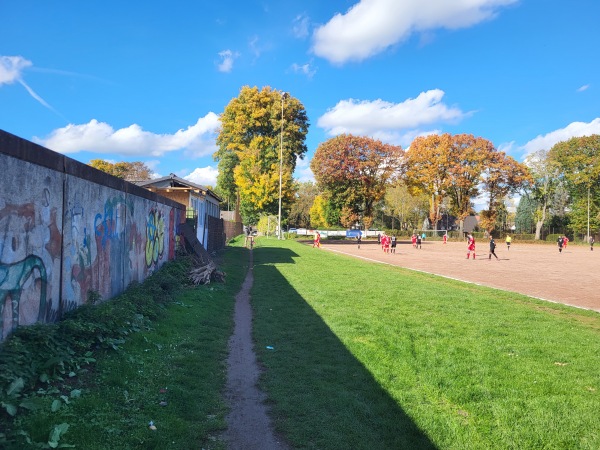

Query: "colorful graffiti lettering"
(94, 196), (132, 247)
(145, 208), (165, 267)
(0, 255), (48, 337)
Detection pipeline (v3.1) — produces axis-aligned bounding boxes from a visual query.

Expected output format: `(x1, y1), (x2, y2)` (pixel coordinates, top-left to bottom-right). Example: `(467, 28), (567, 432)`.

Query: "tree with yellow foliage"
(214, 86), (309, 224)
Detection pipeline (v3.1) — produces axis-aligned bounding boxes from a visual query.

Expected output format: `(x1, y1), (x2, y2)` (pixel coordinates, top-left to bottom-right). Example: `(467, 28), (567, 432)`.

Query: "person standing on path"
(563, 235), (569, 250)
(505, 235), (512, 251)
(443, 232), (447, 244)
(557, 235), (564, 253)
(357, 233), (362, 249)
(390, 235), (397, 254)
(590, 236), (595, 251)
(489, 236), (499, 260)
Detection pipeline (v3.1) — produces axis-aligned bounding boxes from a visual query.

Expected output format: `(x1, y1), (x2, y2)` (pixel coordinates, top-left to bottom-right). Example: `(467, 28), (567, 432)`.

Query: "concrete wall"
(0, 130), (185, 341)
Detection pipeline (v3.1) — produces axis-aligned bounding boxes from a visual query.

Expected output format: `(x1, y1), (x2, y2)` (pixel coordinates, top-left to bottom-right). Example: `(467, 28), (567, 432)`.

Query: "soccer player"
(488, 236), (499, 260)
(466, 233), (476, 259)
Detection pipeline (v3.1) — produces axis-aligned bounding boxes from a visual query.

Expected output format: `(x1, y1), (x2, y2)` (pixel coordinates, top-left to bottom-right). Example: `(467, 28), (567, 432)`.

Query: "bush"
(546, 234), (563, 243)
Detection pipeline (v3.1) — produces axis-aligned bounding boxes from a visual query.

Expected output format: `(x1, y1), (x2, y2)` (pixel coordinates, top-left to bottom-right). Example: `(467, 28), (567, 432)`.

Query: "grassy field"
(251, 238), (600, 449)
(4, 237), (598, 449)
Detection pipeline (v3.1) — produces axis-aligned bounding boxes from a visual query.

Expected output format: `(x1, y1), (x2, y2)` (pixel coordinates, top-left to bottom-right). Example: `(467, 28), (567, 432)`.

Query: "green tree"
(515, 194), (538, 234)
(549, 135), (600, 239)
(524, 149), (560, 240)
(310, 134), (403, 229)
(288, 181), (319, 228)
(257, 214), (278, 236)
(214, 86), (309, 224)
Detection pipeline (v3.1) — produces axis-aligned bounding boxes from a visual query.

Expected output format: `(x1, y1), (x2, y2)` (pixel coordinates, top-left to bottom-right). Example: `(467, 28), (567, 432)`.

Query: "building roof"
(134, 173), (222, 202)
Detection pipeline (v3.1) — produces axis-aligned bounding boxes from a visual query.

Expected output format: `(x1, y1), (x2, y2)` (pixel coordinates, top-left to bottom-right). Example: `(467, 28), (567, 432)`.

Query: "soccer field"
(318, 239), (600, 312)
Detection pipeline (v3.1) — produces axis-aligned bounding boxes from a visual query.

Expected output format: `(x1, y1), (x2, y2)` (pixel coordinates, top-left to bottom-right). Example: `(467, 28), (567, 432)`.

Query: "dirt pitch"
(317, 239), (600, 313)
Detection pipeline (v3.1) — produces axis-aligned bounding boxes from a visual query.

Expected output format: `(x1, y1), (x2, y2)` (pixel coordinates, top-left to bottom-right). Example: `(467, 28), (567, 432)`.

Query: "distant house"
(135, 174), (224, 252)
(463, 215), (479, 233)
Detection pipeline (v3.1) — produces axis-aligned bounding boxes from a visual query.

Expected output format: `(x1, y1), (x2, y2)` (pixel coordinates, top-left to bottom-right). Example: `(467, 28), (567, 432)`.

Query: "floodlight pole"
(278, 92), (288, 240)
(587, 185), (590, 242)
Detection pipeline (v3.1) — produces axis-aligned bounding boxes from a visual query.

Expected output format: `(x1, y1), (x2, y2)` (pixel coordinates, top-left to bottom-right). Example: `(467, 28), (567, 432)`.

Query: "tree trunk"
(535, 199), (548, 240)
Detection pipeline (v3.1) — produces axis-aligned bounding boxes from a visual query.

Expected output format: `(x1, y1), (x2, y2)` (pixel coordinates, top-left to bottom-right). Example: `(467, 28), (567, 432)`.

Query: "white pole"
(587, 185), (590, 242)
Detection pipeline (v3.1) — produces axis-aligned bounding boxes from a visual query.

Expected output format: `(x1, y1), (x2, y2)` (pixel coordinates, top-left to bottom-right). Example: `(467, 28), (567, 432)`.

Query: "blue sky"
(2, 0), (599, 189)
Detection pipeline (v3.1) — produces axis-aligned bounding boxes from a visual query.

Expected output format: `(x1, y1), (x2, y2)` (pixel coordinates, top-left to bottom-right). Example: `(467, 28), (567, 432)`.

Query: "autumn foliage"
(403, 133), (531, 232)
(214, 86), (309, 223)
(310, 134), (403, 228)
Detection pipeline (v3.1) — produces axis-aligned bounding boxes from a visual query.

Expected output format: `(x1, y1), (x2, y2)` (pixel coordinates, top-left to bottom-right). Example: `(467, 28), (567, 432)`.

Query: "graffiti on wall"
(0, 192), (59, 339)
(0, 255), (48, 337)
(145, 207), (165, 267)
(94, 196), (132, 248)
(0, 176), (179, 340)
(64, 194), (136, 307)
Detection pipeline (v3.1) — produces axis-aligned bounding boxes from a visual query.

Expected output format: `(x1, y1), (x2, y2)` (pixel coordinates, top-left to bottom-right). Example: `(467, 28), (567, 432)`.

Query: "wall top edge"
(0, 129), (185, 211)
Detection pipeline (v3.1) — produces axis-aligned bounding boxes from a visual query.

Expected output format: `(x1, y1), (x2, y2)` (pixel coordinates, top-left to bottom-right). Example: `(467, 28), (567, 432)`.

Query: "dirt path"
(221, 251), (290, 450)
(318, 239), (600, 312)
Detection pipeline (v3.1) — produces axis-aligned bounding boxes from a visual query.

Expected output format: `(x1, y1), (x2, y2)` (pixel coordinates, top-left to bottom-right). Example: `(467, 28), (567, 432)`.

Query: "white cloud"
(184, 166), (219, 187)
(577, 84), (590, 92)
(34, 113), (221, 157)
(521, 118), (600, 156)
(292, 13), (310, 39)
(293, 157), (315, 182)
(290, 62), (316, 78)
(312, 0), (517, 64)
(217, 50), (239, 73)
(317, 89), (466, 146)
(0, 55), (31, 84)
(0, 55), (57, 112)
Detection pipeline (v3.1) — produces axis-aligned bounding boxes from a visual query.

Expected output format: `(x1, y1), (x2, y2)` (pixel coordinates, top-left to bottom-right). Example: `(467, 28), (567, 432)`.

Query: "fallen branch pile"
(189, 258), (225, 285)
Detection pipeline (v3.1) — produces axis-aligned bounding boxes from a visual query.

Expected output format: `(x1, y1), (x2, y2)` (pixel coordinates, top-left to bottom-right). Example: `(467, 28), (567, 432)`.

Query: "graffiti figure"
(0, 255), (48, 337)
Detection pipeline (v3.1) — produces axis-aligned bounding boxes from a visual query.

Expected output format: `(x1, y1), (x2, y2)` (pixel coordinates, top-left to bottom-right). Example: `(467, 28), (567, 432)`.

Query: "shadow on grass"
(250, 246), (437, 450)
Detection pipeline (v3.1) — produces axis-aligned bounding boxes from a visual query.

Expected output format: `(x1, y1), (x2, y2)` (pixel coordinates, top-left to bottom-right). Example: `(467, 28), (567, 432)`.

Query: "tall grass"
(251, 238), (600, 450)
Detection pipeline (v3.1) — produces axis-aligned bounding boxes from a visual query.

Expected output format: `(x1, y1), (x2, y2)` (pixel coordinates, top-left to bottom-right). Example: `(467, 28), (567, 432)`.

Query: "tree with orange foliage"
(479, 151), (532, 232)
(446, 134), (495, 234)
(402, 133), (453, 230)
(310, 134), (403, 229)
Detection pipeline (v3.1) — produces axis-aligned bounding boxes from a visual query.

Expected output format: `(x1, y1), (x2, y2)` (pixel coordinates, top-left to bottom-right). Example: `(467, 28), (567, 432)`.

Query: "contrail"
(18, 78), (68, 121)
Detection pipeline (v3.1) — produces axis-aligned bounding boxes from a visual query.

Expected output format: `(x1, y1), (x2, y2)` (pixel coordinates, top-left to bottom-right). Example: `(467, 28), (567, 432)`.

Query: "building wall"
(0, 130), (185, 341)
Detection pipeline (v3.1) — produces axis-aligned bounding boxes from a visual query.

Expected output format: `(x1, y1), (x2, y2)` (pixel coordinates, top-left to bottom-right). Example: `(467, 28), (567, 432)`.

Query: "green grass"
(4, 236), (598, 449)
(2, 244), (247, 450)
(251, 238), (600, 449)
